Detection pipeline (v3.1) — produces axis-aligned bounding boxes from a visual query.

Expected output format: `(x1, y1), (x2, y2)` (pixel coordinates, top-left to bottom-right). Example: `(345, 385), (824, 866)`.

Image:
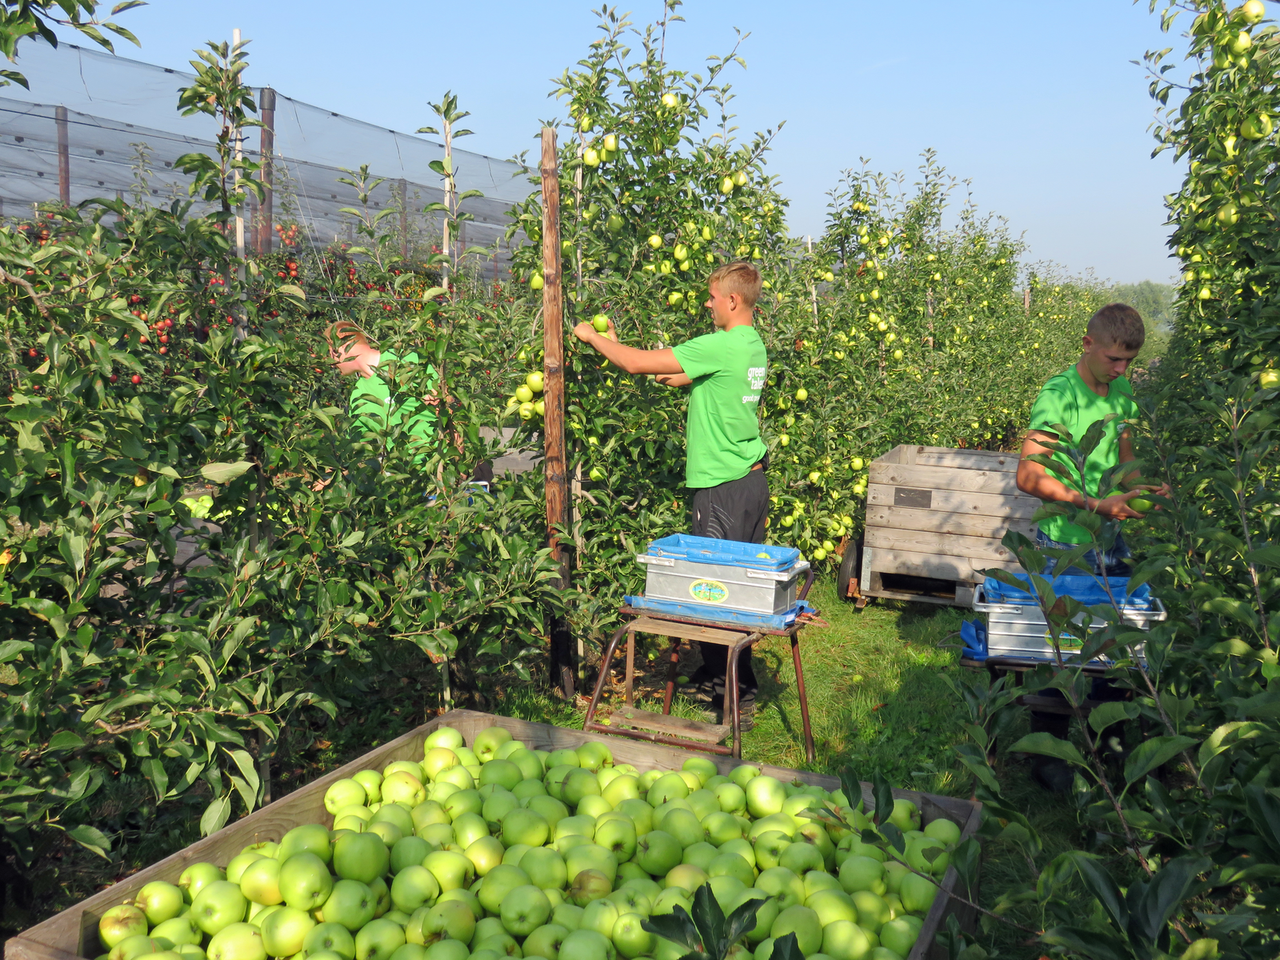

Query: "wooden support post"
(55, 106), (70, 207)
(257, 87), (276, 255)
(1024, 287), (1031, 314)
(541, 127), (575, 700)
(398, 179), (409, 260)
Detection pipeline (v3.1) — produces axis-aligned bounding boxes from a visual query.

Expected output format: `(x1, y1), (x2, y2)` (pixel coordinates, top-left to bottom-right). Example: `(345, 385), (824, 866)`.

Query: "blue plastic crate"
(645, 534), (801, 572)
(983, 573), (1153, 610)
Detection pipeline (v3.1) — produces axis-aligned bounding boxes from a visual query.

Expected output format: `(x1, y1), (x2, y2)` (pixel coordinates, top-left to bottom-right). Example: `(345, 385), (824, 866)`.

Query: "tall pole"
(55, 106), (71, 206)
(257, 87), (276, 255)
(232, 30), (247, 305)
(541, 127), (574, 700)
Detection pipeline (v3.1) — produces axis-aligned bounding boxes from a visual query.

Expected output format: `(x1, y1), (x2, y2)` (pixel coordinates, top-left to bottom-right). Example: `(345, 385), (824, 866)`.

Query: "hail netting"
(0, 42), (532, 272)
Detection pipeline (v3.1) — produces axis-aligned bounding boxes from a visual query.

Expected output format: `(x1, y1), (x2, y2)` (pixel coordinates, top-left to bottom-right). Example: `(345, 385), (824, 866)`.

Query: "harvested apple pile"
(96, 725), (962, 960)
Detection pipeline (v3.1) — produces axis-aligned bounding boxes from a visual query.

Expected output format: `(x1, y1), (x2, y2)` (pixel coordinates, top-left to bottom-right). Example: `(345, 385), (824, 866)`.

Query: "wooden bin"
(8, 710), (982, 960)
(860, 445), (1039, 606)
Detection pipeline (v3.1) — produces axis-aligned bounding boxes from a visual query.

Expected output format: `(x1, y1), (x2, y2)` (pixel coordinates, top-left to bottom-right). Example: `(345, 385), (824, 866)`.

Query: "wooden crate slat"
(870, 460), (1026, 495)
(865, 525), (1026, 564)
(910, 447), (1020, 472)
(866, 483), (1039, 520)
(610, 706), (729, 742)
(864, 543), (1021, 583)
(866, 504), (1035, 540)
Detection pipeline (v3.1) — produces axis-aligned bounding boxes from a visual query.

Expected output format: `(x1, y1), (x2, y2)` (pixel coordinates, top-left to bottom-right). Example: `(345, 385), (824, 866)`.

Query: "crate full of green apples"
(7, 710), (980, 960)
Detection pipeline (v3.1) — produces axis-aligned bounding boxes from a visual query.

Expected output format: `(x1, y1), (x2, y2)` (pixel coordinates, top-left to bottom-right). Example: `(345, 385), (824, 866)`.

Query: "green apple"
(560, 928), (616, 960)
(575, 742), (613, 772)
(238, 857), (283, 906)
(822, 920), (875, 960)
(754, 867), (805, 910)
(664, 864), (708, 893)
(99, 905), (149, 949)
(804, 869), (842, 900)
(565, 843), (618, 885)
(719, 838), (756, 868)
(279, 823), (333, 864)
(594, 815), (637, 862)
(906, 837), (949, 876)
(435, 765), (475, 793)
(839, 856), (886, 895)
(745, 777), (787, 818)
(615, 799), (653, 836)
(580, 896), (622, 939)
(466, 836), (506, 877)
(422, 748), (460, 782)
(179, 862), (225, 903)
(898, 871), (937, 915)
(633, 830), (682, 876)
(390, 836), (433, 875)
(279, 853), (334, 912)
(500, 884), (552, 936)
(553, 902), (585, 930)
(306, 922), (357, 960)
(260, 905), (316, 958)
(728, 765), (760, 789)
(107, 933), (160, 960)
(508, 749), (546, 782)
(333, 830), (391, 884)
(392, 865), (442, 914)
(321, 879), (377, 931)
(611, 913), (652, 959)
(685, 790), (720, 821)
(225, 851), (265, 886)
(850, 891), (890, 933)
(424, 726), (465, 750)
(879, 917), (920, 958)
(150, 916), (202, 948)
(886, 799), (919, 833)
(577, 795), (612, 820)
(392, 945), (430, 960)
(422, 899), (476, 945)
(806, 889), (857, 927)
(725, 889), (775, 945)
(383, 772), (427, 807)
(922, 819), (961, 846)
(192, 880), (249, 936)
(367, 820), (405, 847)
(770, 905), (822, 955)
(713, 782), (747, 816)
(778, 842), (824, 876)
(353, 770), (384, 804)
(657, 808), (704, 848)
(680, 756), (718, 787)
(567, 868), (613, 906)
(205, 923), (265, 960)
(326, 779), (371, 815)
(708, 852), (755, 887)
(526, 796), (570, 831)
(355, 917), (406, 960)
(702, 811), (744, 847)
(600, 775), (641, 808)
(646, 773), (689, 806)
(524, 923), (569, 960)
(753, 831), (791, 871)
(472, 726), (513, 763)
(480, 759), (523, 793)
(482, 790), (520, 828)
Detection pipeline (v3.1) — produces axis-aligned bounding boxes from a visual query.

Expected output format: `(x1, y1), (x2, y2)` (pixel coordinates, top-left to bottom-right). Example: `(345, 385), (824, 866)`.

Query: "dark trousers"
(690, 466), (768, 692)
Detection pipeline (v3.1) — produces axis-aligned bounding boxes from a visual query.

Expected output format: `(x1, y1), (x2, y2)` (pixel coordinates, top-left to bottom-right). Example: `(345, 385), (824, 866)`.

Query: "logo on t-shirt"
(743, 366), (765, 404)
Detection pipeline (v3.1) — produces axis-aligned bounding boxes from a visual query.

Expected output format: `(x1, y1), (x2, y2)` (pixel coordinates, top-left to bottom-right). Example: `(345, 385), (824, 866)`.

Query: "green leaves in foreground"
(642, 884), (792, 960)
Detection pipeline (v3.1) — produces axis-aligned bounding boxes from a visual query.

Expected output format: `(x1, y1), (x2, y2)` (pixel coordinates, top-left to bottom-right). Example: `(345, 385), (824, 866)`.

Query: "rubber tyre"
(837, 538), (863, 600)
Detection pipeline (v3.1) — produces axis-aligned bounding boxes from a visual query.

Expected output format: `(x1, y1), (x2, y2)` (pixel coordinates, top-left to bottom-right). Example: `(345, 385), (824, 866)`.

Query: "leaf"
(1247, 545), (1280, 568)
(1064, 852), (1128, 933)
(274, 284), (307, 301)
(200, 795), (233, 836)
(1088, 700), (1139, 734)
(64, 824), (112, 859)
(141, 757), (170, 803)
(1243, 784), (1280, 858)
(1039, 926), (1130, 960)
(838, 765), (862, 812)
(201, 461), (254, 483)
(1128, 855), (1209, 946)
(1007, 732), (1087, 767)
(768, 933), (803, 960)
(1124, 735), (1197, 785)
(871, 770), (893, 827)
(689, 883), (726, 957)
(46, 731), (84, 753)
(643, 907), (700, 952)
(723, 893), (764, 947)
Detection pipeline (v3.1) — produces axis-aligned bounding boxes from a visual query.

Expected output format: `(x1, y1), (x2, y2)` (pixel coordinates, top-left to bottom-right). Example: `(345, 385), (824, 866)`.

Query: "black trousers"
(690, 465), (769, 692)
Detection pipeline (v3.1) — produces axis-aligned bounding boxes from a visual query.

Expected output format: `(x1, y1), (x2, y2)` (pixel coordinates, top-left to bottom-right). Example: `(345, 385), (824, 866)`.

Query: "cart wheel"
(837, 538), (863, 600)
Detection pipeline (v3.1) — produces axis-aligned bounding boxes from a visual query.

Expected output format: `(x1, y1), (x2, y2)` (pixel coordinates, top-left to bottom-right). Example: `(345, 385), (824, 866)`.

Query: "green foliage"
(0, 0), (142, 90)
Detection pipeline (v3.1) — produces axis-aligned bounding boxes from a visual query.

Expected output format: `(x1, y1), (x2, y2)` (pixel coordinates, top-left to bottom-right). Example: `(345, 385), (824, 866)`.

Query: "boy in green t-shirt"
(573, 262), (768, 724)
(1016, 303), (1167, 576)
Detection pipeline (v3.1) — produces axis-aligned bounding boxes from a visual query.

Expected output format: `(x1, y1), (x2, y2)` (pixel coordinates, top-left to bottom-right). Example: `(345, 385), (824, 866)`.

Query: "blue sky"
(30, 0), (1194, 284)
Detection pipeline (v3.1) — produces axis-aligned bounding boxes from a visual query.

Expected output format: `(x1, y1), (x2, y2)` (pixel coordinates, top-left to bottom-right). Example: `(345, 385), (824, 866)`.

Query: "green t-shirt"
(671, 325), (768, 489)
(348, 350), (439, 461)
(1028, 366), (1139, 544)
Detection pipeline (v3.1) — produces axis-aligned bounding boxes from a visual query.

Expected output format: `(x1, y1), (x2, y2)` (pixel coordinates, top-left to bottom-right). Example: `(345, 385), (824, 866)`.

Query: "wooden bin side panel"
(865, 526), (1022, 565)
(869, 461), (1024, 497)
(909, 446), (1019, 472)
(861, 544), (1022, 586)
(866, 485), (1038, 522)
(10, 710), (981, 960)
(866, 505), (1035, 541)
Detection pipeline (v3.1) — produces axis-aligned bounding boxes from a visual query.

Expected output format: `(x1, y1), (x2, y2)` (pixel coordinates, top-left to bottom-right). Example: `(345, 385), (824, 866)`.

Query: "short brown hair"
(1086, 303), (1146, 350)
(708, 261), (762, 309)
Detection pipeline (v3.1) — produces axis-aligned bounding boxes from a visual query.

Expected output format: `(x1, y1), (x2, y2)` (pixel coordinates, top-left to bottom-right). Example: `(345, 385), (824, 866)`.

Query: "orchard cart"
(583, 535), (818, 761)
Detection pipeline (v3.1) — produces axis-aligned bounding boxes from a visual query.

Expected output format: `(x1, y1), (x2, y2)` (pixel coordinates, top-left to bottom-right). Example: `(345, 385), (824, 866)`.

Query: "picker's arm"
(572, 320), (684, 377)
(1016, 429), (1147, 520)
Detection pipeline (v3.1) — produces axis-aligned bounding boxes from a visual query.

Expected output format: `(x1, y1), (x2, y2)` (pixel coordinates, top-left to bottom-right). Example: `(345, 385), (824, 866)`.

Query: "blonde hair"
(708, 261), (762, 309)
(1086, 304), (1146, 350)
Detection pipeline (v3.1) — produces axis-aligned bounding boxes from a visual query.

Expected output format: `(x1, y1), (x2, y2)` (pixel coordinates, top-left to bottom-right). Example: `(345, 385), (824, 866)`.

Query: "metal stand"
(583, 606), (816, 762)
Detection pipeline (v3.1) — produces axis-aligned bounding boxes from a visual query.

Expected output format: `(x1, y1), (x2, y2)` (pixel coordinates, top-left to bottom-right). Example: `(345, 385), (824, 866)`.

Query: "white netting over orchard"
(0, 42), (533, 272)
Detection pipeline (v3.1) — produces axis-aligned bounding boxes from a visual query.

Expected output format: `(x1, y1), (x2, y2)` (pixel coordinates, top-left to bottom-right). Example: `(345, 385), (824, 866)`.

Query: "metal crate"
(637, 534), (809, 616)
(972, 577), (1165, 663)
